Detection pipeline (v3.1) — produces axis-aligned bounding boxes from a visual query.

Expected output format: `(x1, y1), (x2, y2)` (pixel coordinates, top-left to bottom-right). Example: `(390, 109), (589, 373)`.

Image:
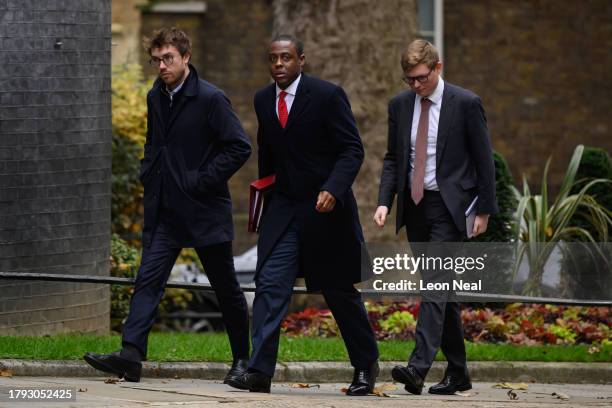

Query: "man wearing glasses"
(83, 27), (252, 384)
(374, 40), (498, 395)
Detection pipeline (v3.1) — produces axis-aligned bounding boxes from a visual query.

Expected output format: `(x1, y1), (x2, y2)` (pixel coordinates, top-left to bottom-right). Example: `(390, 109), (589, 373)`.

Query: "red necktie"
(278, 90), (288, 128)
(411, 98), (432, 205)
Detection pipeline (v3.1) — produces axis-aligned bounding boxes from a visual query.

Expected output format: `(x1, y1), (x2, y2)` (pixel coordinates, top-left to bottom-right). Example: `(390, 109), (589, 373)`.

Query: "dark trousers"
(249, 222), (379, 377)
(404, 190), (468, 379)
(122, 222), (249, 360)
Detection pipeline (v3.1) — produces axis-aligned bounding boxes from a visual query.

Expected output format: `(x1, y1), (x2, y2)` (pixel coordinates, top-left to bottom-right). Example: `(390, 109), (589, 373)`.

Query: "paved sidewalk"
(0, 376), (611, 408)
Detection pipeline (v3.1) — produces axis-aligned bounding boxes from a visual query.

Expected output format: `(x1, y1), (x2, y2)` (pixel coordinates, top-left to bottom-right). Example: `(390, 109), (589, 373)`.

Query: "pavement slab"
(0, 376), (610, 408)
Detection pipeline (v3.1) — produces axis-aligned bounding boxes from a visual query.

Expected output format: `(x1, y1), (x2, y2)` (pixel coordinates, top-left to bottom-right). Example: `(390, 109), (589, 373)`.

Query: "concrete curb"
(1, 359), (610, 384)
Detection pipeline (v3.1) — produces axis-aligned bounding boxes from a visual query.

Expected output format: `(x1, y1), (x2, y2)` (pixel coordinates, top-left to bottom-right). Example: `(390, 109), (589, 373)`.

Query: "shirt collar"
(165, 72), (189, 96)
(423, 77), (444, 104)
(276, 74), (301, 97)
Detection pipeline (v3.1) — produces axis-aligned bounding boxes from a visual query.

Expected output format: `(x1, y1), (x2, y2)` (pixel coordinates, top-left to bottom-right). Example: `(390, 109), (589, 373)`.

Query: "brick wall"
(0, 0), (112, 335)
(444, 0), (612, 188)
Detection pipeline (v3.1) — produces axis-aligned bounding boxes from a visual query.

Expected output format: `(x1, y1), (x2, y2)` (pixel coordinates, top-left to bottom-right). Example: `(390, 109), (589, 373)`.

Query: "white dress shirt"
(275, 74), (301, 117)
(409, 77), (445, 191)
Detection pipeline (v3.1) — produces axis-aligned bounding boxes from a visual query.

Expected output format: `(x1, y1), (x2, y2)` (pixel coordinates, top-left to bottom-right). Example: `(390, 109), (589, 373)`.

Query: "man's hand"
(373, 206), (389, 228)
(316, 191), (336, 212)
(472, 214), (490, 237)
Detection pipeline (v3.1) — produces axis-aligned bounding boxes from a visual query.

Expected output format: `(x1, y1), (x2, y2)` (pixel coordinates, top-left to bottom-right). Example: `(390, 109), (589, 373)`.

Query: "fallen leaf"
(78, 388), (87, 392)
(104, 378), (119, 384)
(373, 383), (397, 393)
(455, 391), (473, 397)
(0, 369), (12, 377)
(494, 382), (529, 390)
(552, 392), (570, 400)
(340, 387), (349, 393)
(507, 389), (518, 400)
(371, 391), (391, 397)
(291, 383), (320, 389)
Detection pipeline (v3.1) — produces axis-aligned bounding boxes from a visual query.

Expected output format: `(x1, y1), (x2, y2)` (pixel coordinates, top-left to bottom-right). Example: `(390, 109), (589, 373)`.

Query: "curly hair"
(143, 27), (192, 56)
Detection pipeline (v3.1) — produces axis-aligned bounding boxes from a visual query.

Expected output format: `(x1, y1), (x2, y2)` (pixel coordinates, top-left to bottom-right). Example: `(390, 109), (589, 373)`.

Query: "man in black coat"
(84, 28), (252, 383)
(374, 40), (498, 395)
(227, 35), (379, 395)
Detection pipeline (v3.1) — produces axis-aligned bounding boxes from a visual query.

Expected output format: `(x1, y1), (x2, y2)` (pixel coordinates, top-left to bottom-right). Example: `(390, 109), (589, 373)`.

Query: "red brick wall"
(444, 0), (612, 188)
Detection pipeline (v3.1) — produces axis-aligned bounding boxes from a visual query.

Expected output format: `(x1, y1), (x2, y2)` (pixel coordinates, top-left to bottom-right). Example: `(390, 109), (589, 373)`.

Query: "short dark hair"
(143, 27), (192, 56)
(271, 34), (304, 56)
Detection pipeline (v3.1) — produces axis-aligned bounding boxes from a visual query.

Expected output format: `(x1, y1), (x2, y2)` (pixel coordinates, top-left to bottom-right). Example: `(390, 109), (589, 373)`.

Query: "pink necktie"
(411, 98), (432, 205)
(278, 90), (288, 128)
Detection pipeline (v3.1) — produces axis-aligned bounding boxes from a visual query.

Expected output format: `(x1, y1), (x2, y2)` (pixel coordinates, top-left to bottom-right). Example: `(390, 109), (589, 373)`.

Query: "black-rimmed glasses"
(402, 67), (434, 85)
(149, 54), (175, 67)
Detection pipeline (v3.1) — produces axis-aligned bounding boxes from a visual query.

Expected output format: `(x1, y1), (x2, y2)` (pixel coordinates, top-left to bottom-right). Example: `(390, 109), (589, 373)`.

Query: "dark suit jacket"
(254, 74), (365, 290)
(139, 65), (251, 247)
(377, 81), (498, 236)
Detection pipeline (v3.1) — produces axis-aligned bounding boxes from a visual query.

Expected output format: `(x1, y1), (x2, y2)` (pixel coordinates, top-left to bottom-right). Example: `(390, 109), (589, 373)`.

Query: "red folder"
(247, 174), (276, 233)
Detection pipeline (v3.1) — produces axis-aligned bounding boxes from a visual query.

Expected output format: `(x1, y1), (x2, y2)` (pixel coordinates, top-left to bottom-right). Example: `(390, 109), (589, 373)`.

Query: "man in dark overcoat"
(227, 35), (379, 395)
(84, 27), (251, 384)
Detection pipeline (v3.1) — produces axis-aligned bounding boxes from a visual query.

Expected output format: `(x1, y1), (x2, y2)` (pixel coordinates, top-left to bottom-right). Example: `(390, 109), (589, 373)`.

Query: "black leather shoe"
(226, 370), (271, 393)
(83, 351), (142, 382)
(391, 365), (424, 395)
(223, 359), (248, 386)
(428, 374), (472, 395)
(346, 361), (379, 396)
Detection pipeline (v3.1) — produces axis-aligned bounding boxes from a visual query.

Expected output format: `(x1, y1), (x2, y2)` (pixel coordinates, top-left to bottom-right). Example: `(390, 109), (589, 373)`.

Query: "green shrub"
(513, 145), (611, 297)
(110, 234), (140, 331)
(569, 147), (612, 241)
(379, 311), (416, 337)
(111, 64), (150, 244)
(563, 147), (612, 299)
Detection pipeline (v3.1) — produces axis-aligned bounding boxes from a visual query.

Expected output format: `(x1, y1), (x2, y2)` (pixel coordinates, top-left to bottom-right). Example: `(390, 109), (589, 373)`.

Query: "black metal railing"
(1, 272), (610, 306)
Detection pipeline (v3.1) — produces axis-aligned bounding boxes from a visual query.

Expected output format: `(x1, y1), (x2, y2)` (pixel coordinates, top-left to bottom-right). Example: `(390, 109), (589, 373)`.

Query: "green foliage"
(548, 324), (577, 345)
(563, 147), (612, 298)
(111, 64), (151, 244)
(569, 147), (612, 240)
(512, 145), (612, 296)
(378, 311), (416, 337)
(110, 234), (140, 331)
(471, 151), (517, 242)
(112, 64), (149, 147)
(112, 135), (143, 244)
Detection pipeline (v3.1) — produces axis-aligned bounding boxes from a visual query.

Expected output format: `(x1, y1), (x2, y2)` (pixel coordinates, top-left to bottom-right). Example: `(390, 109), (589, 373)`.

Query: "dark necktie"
(411, 98), (432, 205)
(278, 90), (288, 128)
